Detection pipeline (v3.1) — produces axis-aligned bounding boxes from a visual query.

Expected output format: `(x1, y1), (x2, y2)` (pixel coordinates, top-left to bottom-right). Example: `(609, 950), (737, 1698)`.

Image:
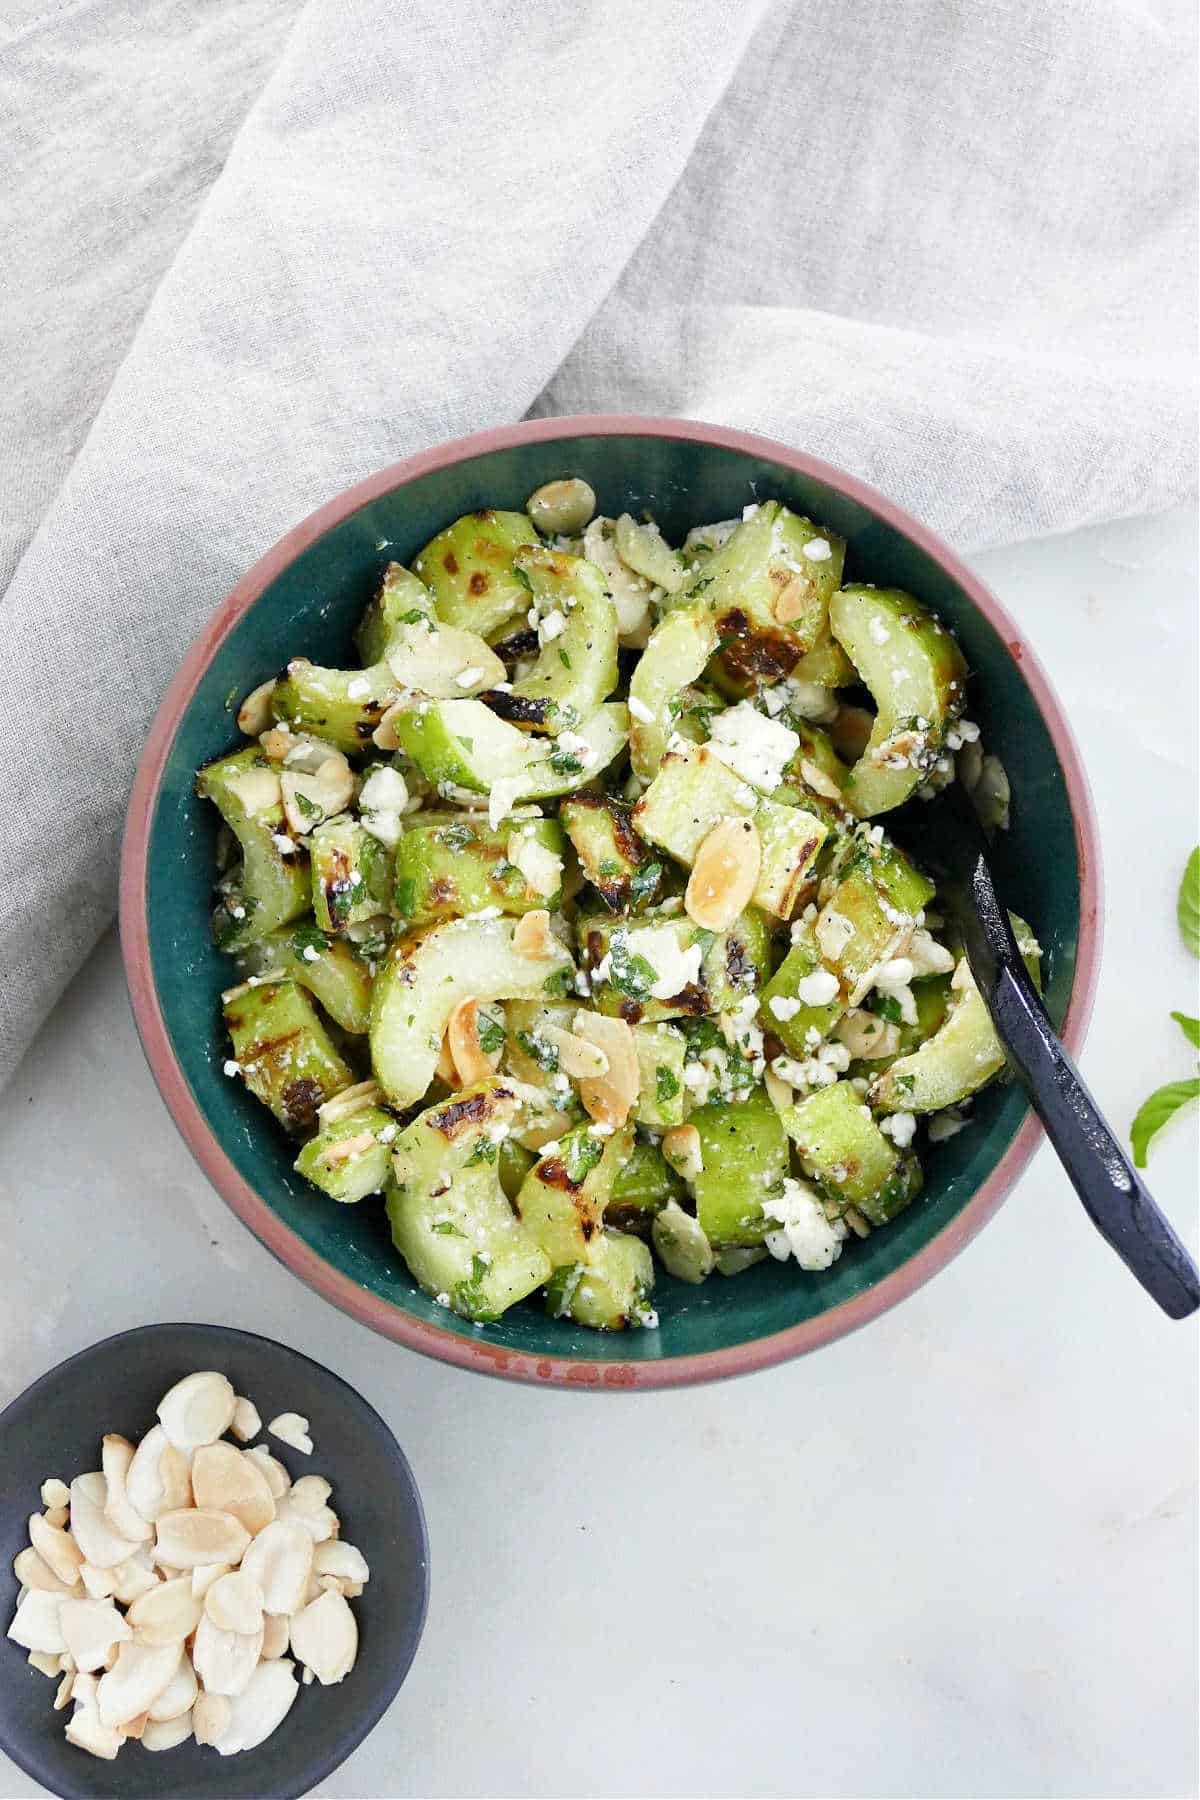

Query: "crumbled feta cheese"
(928, 1109), (967, 1143)
(880, 1111), (917, 1149)
(795, 969), (840, 1007)
(802, 537), (832, 561)
(358, 765), (409, 848)
(706, 703), (799, 793)
(624, 927), (703, 1000)
(272, 833), (297, 855)
(627, 695), (654, 725)
(872, 956), (918, 1024)
(488, 774), (525, 832)
(222, 1060), (241, 1078)
(769, 995), (802, 1022)
(537, 611), (566, 645)
(507, 830), (563, 899)
(762, 1178), (847, 1269)
(742, 502), (759, 520)
(301, 945), (320, 963)
(907, 928), (955, 976)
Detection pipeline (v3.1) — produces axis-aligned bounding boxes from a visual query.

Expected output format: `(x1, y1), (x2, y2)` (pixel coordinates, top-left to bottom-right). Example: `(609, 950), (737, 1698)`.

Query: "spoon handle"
(963, 864), (1199, 1320)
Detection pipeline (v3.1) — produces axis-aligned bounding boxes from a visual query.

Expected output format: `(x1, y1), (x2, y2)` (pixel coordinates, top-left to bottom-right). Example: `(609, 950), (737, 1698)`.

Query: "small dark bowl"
(0, 1324), (429, 1800)
(120, 417), (1102, 1388)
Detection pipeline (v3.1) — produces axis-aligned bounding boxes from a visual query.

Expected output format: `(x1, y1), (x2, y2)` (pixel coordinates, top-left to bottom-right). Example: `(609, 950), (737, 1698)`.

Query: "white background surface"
(0, 507), (1196, 1799)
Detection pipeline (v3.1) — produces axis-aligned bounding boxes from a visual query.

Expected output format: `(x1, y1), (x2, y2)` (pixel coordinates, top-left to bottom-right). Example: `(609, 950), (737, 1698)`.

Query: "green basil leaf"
(1170, 1011), (1200, 1050)
(1130, 1078), (1200, 1168)
(1178, 847), (1200, 958)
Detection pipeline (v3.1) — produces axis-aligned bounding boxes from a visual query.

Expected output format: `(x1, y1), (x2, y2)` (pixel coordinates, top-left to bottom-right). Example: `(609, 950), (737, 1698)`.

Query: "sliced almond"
(507, 830), (563, 900)
(685, 816), (761, 932)
(65, 1697), (123, 1761)
(78, 1562), (116, 1600)
(512, 909), (558, 960)
(125, 1427), (178, 1523)
(287, 1475), (332, 1511)
(191, 1441), (276, 1535)
(237, 677), (278, 736)
(154, 1508), (250, 1570)
(191, 1614), (264, 1697)
(662, 1123), (704, 1183)
(320, 1127), (378, 1168)
(764, 1067), (794, 1115)
(447, 998), (504, 1087)
(69, 1475), (142, 1570)
(288, 1588), (358, 1686)
(157, 1370), (237, 1452)
(43, 1506), (69, 1531)
(15, 1544), (78, 1597)
(773, 572), (813, 625)
(572, 1011), (639, 1129)
(100, 1435), (153, 1543)
(146, 1649), (198, 1722)
(244, 1446), (291, 1499)
(316, 1079), (384, 1130)
(371, 696), (414, 752)
(40, 1478), (71, 1510)
(260, 1612), (291, 1660)
(29, 1511), (85, 1587)
(799, 757), (843, 802)
(435, 1029), (459, 1087)
(192, 1690), (232, 1746)
(240, 1520), (313, 1616)
(53, 1670), (75, 1712)
(108, 1555), (161, 1607)
(96, 1638), (182, 1728)
(120, 1710), (149, 1741)
(230, 1395), (262, 1443)
(313, 1540), (370, 1586)
(205, 1570), (264, 1636)
(211, 1656), (299, 1756)
(539, 1023), (608, 1080)
(834, 1010), (901, 1061)
(274, 1496), (338, 1544)
(27, 1650), (62, 1677)
(127, 1575), (203, 1646)
(59, 1598), (132, 1672)
(191, 1561), (231, 1599)
(268, 1412), (313, 1456)
(141, 1710), (194, 1752)
(280, 755), (354, 836)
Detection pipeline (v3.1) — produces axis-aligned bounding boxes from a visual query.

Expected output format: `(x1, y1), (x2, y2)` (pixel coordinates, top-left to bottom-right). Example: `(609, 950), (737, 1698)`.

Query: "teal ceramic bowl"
(120, 417), (1101, 1389)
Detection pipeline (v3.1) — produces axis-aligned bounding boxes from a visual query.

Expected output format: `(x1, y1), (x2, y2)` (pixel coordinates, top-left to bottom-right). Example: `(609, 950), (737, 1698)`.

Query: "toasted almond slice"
(193, 1689), (232, 1745)
(70, 1670), (98, 1705)
(447, 998), (504, 1087)
(14, 1544), (78, 1597)
(268, 1413), (313, 1456)
(243, 1447), (291, 1499)
(237, 677), (278, 736)
(159, 1439), (194, 1511)
(142, 1710), (194, 1751)
(834, 1010), (901, 1061)
(316, 1079), (385, 1130)
(572, 1011), (639, 1128)
(773, 572), (813, 625)
(662, 1123), (704, 1183)
(100, 1435), (154, 1543)
(287, 1475), (333, 1513)
(27, 1649), (62, 1677)
(799, 757), (843, 803)
(512, 909), (558, 960)
(53, 1669), (75, 1712)
(127, 1576), (203, 1646)
(154, 1509), (250, 1571)
(65, 1697), (123, 1760)
(78, 1562), (116, 1600)
(320, 1127), (378, 1168)
(40, 1478), (71, 1511)
(539, 1023), (608, 1079)
(120, 1710), (149, 1741)
(260, 1612), (291, 1660)
(211, 1657), (299, 1756)
(59, 1598), (132, 1673)
(205, 1570), (264, 1636)
(29, 1511), (85, 1587)
(191, 1561), (231, 1599)
(288, 1589), (358, 1686)
(69, 1475), (143, 1571)
(229, 1395), (262, 1443)
(280, 755), (354, 836)
(685, 816), (761, 932)
(313, 1540), (370, 1586)
(191, 1615), (265, 1697)
(157, 1371), (237, 1452)
(764, 1067), (794, 1115)
(43, 1506), (69, 1530)
(274, 1496), (338, 1544)
(191, 1441), (276, 1536)
(435, 1028), (459, 1087)
(301, 1568), (323, 1606)
(240, 1520), (313, 1616)
(96, 1638), (182, 1728)
(371, 696), (414, 752)
(124, 1426), (174, 1523)
(108, 1555), (160, 1606)
(146, 1649), (198, 1722)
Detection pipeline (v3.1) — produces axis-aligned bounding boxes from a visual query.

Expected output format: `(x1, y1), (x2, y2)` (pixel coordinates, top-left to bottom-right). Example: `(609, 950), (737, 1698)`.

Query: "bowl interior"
(140, 432), (1082, 1368)
(0, 1325), (428, 1800)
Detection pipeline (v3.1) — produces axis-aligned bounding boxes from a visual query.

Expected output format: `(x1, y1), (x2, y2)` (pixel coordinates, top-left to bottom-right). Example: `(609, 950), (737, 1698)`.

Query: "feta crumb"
(769, 995), (802, 1022)
(628, 694), (654, 724)
(742, 502), (759, 520)
(537, 611), (565, 644)
(762, 1178), (847, 1269)
(801, 537), (832, 561)
(706, 702), (799, 793)
(880, 1111), (917, 1149)
(795, 969), (840, 1006)
(272, 833), (298, 854)
(488, 774), (525, 832)
(301, 945), (320, 963)
(223, 1060), (241, 1078)
(624, 927), (703, 1000)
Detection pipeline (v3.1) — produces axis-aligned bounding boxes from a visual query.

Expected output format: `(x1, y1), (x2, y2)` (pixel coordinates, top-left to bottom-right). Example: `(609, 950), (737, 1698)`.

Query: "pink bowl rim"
(119, 413), (1103, 1391)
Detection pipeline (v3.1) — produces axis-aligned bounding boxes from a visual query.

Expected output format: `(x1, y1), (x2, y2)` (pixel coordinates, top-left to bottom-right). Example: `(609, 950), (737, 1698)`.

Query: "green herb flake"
(549, 749), (585, 778)
(629, 861), (663, 908)
(292, 790), (320, 819)
(466, 1136), (499, 1166)
(438, 823), (476, 851)
(393, 877), (416, 918)
(476, 1010), (506, 1056)
(558, 649), (572, 670)
(656, 1065), (681, 1104)
(516, 1029), (560, 1074)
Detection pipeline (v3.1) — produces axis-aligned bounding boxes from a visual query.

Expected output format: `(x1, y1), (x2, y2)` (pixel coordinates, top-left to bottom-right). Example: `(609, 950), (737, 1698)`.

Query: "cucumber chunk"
(488, 546), (618, 735)
(394, 815), (564, 927)
(412, 509), (540, 639)
(515, 1121), (633, 1268)
(294, 1106), (395, 1202)
(355, 562), (436, 665)
(394, 699), (628, 801)
(197, 747), (310, 953)
(780, 1080), (900, 1212)
(829, 586), (968, 817)
(651, 1199), (714, 1284)
(689, 1093), (790, 1246)
(689, 501), (846, 686)
(223, 979), (353, 1135)
(310, 815), (392, 933)
(241, 922), (375, 1034)
(606, 1141), (685, 1234)
(577, 907), (771, 1024)
(632, 1023), (687, 1128)
(545, 1230), (656, 1330)
(628, 607), (719, 782)
(560, 792), (661, 913)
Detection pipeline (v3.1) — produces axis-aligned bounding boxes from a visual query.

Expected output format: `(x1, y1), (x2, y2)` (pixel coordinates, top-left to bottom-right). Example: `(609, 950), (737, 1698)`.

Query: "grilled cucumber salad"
(200, 479), (1035, 1331)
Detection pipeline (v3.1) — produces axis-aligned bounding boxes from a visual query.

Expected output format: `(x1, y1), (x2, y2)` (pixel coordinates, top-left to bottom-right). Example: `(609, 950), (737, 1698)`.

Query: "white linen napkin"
(0, 0), (1194, 1087)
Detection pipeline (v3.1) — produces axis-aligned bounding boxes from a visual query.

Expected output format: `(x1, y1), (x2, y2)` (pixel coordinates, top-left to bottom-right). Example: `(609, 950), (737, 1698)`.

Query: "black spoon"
(892, 781), (1199, 1320)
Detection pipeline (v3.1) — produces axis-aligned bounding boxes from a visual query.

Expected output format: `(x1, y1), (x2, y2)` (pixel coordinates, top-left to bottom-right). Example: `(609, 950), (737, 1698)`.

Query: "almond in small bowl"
(0, 1324), (428, 1800)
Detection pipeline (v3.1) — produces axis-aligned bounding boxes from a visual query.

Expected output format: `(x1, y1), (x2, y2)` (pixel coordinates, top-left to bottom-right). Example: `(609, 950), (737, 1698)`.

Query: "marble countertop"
(1, 506), (1195, 1799)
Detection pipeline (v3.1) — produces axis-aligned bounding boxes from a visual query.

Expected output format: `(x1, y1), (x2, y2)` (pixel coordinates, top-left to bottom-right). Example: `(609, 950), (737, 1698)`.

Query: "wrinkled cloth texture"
(0, 0), (1196, 1089)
